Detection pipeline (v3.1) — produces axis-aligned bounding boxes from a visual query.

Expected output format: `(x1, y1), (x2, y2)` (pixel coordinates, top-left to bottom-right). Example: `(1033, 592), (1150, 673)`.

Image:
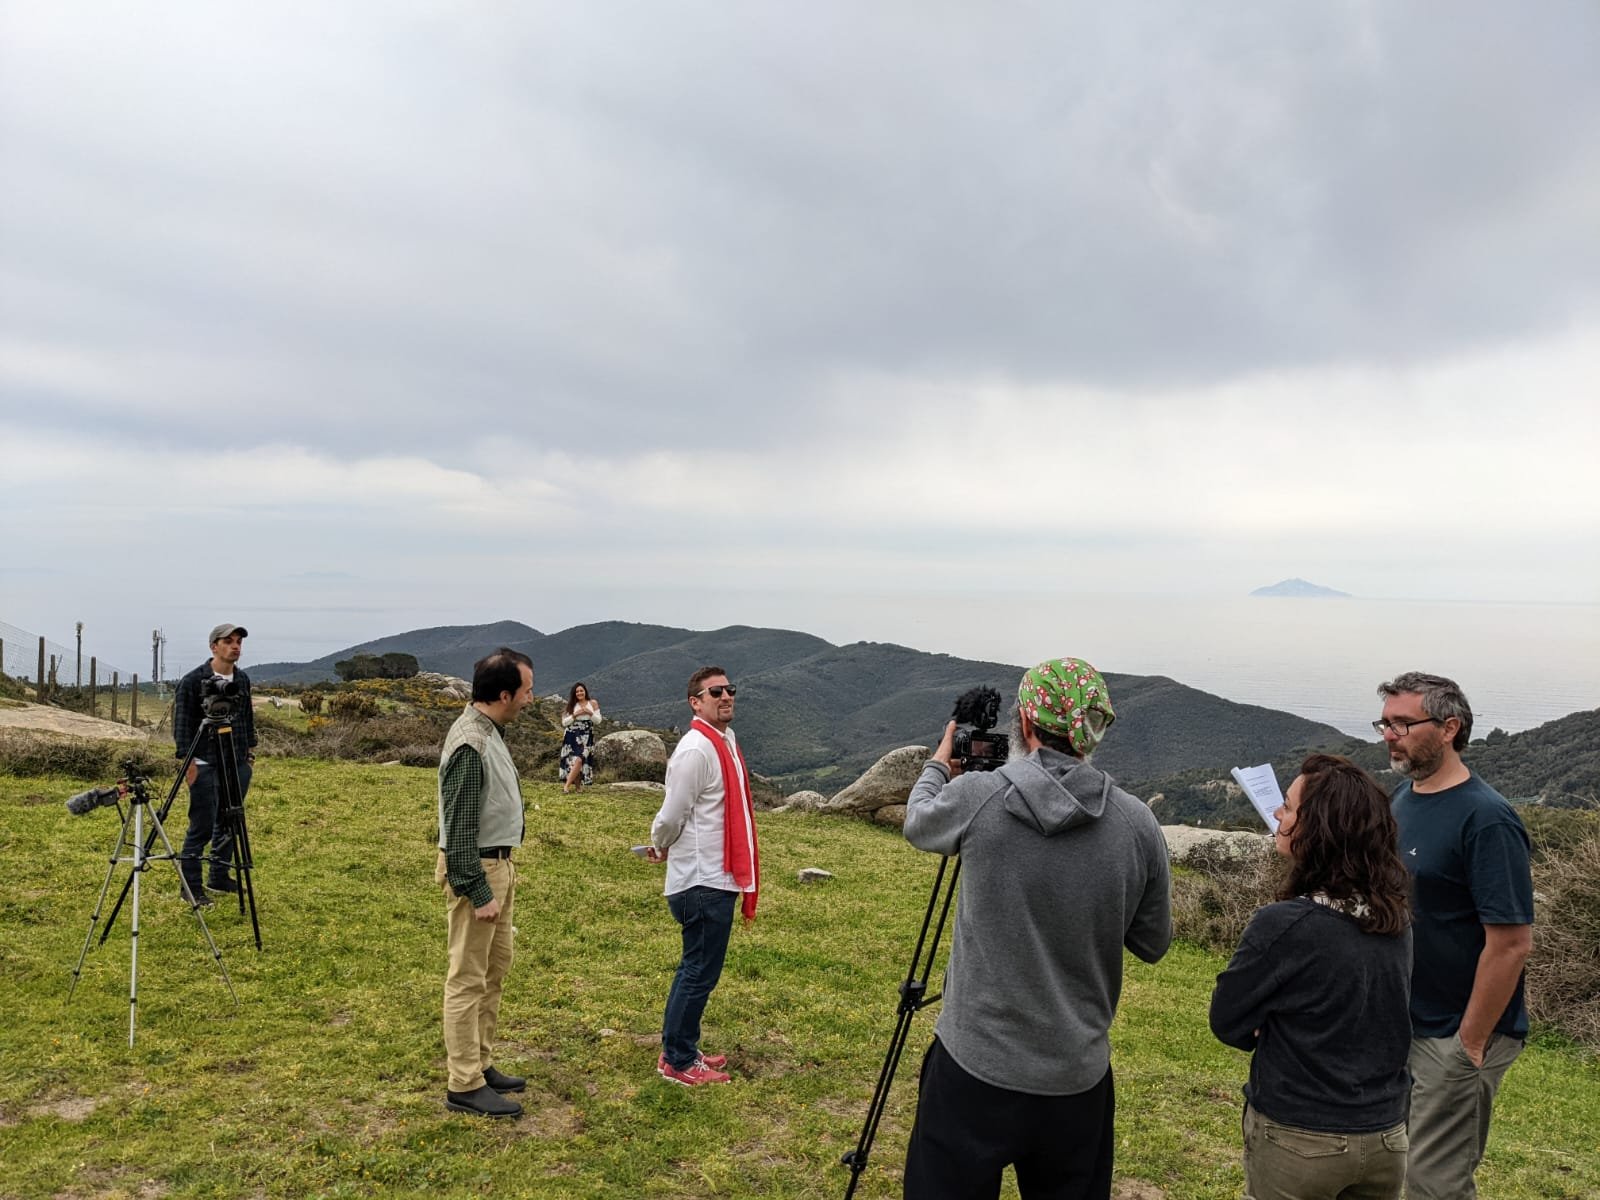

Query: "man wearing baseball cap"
(901, 658), (1172, 1200)
(172, 623), (257, 906)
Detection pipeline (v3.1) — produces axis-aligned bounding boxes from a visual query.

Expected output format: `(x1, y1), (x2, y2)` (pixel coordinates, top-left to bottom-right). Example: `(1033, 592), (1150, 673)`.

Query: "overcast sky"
(3, 2), (1597, 675)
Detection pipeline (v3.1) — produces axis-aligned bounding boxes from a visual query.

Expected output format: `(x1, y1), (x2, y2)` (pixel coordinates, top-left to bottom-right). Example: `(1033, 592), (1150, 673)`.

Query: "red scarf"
(692, 716), (759, 920)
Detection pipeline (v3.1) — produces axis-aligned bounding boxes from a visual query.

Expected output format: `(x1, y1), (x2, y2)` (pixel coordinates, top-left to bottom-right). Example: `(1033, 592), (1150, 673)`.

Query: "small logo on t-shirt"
(1407, 847), (1417, 856)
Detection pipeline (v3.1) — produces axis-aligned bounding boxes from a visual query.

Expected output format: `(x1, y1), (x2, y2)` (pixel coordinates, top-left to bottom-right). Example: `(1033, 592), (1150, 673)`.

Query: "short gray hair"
(1377, 672), (1473, 750)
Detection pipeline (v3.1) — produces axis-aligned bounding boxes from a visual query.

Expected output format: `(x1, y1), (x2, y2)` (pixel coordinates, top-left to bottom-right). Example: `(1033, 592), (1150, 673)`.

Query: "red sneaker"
(698, 1052), (727, 1070)
(657, 1055), (730, 1086)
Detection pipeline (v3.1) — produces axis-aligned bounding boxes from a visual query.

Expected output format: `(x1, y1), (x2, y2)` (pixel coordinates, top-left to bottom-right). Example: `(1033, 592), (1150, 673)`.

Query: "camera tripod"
(841, 854), (961, 1198)
(67, 769), (237, 1046)
(105, 713), (262, 951)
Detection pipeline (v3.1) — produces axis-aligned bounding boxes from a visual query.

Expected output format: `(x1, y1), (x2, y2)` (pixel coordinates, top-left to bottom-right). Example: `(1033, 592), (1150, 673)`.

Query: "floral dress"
(558, 705), (601, 785)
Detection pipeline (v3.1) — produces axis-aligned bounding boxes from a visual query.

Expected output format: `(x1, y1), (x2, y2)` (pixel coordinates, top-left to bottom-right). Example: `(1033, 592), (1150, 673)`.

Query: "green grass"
(2, 759), (1596, 1199)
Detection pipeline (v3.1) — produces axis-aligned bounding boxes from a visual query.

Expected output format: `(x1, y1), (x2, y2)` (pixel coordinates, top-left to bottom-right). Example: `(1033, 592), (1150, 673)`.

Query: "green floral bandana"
(1018, 658), (1115, 756)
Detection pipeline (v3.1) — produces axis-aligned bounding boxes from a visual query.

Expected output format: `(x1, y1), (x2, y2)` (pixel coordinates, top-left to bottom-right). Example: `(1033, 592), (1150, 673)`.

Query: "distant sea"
(744, 593), (1599, 741)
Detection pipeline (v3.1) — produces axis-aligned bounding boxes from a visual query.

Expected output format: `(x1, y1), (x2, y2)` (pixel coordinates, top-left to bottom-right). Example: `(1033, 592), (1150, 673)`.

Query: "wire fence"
(0, 616), (148, 724)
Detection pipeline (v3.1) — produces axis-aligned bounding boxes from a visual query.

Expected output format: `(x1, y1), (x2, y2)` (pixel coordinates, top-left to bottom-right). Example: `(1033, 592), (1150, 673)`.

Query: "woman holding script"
(1209, 754), (1413, 1200)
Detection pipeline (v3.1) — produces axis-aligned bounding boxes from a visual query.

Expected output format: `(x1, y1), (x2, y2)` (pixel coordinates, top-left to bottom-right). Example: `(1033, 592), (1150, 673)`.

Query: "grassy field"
(2, 758), (1596, 1200)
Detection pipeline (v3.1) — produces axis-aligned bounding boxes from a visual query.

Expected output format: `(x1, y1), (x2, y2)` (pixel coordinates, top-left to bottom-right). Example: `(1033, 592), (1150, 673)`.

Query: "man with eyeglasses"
(1377, 672), (1533, 1200)
(644, 666), (759, 1086)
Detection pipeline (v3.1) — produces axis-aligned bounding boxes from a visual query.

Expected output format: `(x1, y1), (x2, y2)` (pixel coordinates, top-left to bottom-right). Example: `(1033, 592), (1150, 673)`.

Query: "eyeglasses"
(694, 684), (737, 699)
(1372, 716), (1441, 736)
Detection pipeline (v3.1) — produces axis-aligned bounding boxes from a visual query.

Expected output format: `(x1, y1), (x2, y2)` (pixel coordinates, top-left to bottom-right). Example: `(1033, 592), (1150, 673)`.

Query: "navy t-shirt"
(1391, 774), (1534, 1038)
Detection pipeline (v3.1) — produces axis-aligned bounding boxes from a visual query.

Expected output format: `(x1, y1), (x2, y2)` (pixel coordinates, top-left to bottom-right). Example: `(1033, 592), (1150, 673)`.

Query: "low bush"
(1527, 827), (1600, 1049)
(0, 730), (167, 782)
(1170, 840), (1282, 956)
(326, 692), (381, 722)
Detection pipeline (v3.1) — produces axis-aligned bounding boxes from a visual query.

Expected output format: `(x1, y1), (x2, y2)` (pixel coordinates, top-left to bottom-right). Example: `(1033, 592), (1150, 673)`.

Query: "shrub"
(1171, 840), (1282, 956)
(297, 691), (325, 716)
(327, 692), (381, 722)
(0, 730), (167, 782)
(1527, 829), (1600, 1050)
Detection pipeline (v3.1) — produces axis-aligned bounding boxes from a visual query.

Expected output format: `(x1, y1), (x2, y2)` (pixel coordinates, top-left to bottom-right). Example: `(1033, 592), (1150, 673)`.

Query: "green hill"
(250, 620), (1352, 793)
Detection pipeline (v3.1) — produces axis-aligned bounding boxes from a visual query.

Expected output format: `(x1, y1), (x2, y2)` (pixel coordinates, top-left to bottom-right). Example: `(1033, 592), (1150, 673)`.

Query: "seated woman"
(559, 683), (602, 793)
(1209, 753), (1413, 1200)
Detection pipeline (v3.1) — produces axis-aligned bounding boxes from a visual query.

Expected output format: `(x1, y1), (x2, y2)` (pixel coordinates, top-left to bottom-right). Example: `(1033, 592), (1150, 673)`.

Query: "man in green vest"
(436, 647), (535, 1118)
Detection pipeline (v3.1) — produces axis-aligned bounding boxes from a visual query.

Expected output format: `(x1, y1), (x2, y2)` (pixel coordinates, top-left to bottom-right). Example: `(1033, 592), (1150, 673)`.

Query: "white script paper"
(1230, 764), (1284, 832)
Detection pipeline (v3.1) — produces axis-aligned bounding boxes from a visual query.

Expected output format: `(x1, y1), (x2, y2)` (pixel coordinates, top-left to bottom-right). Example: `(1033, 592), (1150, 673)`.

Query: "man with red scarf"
(645, 665), (759, 1086)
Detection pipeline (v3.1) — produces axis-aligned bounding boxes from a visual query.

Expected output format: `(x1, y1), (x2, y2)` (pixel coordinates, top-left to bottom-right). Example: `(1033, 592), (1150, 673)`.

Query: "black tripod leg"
(842, 855), (961, 1199)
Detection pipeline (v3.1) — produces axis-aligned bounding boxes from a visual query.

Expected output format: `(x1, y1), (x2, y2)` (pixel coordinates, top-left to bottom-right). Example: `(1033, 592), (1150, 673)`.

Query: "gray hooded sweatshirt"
(904, 747), (1172, 1095)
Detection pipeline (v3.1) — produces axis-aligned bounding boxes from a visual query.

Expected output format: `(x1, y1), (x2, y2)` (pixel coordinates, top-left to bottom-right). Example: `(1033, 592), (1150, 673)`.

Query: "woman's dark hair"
(566, 682), (590, 715)
(1280, 753), (1412, 937)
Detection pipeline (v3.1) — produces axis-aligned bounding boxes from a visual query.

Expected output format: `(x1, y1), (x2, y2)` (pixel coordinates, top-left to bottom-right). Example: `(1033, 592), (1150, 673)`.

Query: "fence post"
(90, 657), (98, 713)
(112, 672), (120, 721)
(37, 637), (46, 702)
(131, 675), (139, 725)
(0, 636), (5, 678)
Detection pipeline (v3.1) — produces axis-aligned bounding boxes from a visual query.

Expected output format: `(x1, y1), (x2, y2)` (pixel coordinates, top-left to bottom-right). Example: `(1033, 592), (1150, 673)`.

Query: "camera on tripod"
(200, 676), (241, 719)
(950, 686), (1010, 772)
(64, 761), (151, 816)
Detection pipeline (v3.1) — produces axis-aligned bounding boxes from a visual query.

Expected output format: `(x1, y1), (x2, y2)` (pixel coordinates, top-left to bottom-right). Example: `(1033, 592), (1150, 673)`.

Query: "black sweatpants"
(903, 1038), (1114, 1200)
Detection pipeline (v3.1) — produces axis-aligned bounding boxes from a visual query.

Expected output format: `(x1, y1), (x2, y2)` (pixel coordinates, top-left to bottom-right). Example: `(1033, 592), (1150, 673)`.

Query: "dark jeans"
(180, 759), (251, 890)
(903, 1038), (1114, 1200)
(661, 885), (737, 1070)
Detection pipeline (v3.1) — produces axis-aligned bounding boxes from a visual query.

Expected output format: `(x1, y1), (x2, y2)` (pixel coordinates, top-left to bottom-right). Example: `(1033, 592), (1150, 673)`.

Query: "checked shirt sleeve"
(440, 744), (493, 908)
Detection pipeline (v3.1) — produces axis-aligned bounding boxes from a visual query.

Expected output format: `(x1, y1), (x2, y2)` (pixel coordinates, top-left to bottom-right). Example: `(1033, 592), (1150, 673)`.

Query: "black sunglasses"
(694, 684), (737, 699)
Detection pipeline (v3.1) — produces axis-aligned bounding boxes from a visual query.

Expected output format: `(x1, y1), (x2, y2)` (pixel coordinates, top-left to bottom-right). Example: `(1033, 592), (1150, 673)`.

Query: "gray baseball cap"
(209, 623), (249, 644)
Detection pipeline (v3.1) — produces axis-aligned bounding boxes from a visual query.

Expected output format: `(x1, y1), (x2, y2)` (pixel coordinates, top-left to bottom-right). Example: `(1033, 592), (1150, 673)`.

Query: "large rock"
(416, 671), (471, 701)
(1160, 824), (1272, 862)
(592, 730), (668, 769)
(823, 745), (932, 816)
(778, 790), (829, 813)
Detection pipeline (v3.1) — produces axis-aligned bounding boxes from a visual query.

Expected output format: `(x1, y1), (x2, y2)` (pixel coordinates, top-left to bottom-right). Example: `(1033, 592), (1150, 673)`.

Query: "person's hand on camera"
(932, 720), (964, 776)
(474, 897), (502, 922)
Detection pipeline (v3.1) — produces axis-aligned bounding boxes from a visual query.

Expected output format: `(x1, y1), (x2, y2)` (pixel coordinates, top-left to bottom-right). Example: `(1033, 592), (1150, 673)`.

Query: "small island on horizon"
(1250, 577), (1351, 598)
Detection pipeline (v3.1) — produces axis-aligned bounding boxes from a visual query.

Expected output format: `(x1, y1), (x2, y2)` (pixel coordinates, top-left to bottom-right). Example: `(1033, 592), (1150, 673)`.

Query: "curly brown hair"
(1280, 753), (1412, 937)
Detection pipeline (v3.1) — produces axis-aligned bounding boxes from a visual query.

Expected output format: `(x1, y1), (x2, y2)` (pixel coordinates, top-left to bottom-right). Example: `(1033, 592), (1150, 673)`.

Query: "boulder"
(872, 804), (907, 829)
(416, 671), (471, 701)
(780, 790), (829, 813)
(797, 868), (834, 884)
(592, 730), (668, 769)
(1160, 825), (1271, 863)
(823, 746), (932, 816)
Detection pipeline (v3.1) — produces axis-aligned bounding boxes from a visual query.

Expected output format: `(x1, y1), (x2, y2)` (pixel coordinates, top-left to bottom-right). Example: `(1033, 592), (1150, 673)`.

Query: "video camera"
(950, 686), (1010, 772)
(65, 761), (152, 816)
(200, 676), (240, 719)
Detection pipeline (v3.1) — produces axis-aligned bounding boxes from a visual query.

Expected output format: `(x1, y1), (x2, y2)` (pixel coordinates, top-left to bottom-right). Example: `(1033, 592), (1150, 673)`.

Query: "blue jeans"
(180, 759), (251, 891)
(661, 886), (737, 1070)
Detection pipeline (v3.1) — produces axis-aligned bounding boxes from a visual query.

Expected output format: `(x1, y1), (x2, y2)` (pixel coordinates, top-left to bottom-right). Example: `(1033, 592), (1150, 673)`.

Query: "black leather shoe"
(181, 882), (214, 908)
(446, 1085), (522, 1118)
(206, 877), (240, 894)
(483, 1066), (526, 1093)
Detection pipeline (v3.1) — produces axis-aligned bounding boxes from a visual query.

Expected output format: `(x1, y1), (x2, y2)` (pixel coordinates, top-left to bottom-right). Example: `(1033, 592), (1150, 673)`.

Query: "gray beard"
(1391, 745), (1445, 781)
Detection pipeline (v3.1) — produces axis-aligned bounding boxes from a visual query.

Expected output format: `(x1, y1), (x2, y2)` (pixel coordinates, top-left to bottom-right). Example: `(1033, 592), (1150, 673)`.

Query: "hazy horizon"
(4, 4), (1596, 671)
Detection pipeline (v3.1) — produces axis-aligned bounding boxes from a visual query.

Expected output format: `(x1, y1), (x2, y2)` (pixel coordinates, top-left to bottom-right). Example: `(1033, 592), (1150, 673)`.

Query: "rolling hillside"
(250, 619), (1350, 792)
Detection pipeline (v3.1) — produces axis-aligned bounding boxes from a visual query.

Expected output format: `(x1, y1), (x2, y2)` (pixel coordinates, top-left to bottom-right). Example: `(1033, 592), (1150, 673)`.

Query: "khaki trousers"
(438, 851), (517, 1093)
(1242, 1104), (1407, 1200)
(1404, 1032), (1522, 1200)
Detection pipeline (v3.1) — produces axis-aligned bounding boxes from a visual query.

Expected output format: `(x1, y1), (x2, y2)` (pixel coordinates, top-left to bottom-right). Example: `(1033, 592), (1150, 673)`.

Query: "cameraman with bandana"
(901, 658), (1172, 1200)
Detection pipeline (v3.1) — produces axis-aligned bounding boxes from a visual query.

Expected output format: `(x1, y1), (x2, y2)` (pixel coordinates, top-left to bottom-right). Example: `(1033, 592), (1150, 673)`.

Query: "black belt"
(480, 846), (513, 859)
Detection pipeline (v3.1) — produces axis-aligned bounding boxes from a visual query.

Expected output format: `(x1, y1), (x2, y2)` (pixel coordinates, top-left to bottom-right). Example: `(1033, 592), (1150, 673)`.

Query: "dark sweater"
(1210, 897), (1412, 1132)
